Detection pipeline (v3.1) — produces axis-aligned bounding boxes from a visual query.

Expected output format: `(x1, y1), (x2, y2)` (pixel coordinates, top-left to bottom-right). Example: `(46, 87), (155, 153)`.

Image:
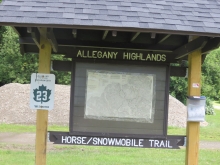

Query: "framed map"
(84, 70), (155, 123)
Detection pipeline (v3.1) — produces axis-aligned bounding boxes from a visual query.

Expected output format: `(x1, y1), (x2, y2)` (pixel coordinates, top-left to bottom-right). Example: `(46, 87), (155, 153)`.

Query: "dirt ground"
(0, 132), (220, 151)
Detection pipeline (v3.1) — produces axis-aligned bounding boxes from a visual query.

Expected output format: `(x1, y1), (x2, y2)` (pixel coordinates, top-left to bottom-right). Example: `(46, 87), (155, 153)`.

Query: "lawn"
(168, 109), (220, 141)
(1, 109), (220, 164)
(213, 101), (220, 106)
(1, 110), (220, 141)
(0, 147), (220, 165)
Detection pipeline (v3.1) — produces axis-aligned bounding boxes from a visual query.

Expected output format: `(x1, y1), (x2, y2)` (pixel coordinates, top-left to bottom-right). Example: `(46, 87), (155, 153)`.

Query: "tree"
(0, 26), (71, 85)
(170, 76), (188, 104)
(202, 48), (220, 101)
(0, 27), (38, 84)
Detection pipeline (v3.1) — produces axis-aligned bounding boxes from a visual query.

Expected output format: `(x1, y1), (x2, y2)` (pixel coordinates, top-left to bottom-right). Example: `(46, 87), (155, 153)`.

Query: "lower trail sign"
(48, 131), (186, 149)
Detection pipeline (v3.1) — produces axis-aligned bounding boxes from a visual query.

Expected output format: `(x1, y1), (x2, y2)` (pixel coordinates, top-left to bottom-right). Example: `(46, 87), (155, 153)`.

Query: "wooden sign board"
(65, 48), (177, 63)
(48, 132), (186, 149)
(69, 55), (170, 139)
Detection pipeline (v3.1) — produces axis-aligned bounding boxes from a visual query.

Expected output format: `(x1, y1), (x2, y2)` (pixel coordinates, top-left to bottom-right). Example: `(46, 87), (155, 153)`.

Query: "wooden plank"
(112, 31), (117, 37)
(19, 37), (34, 44)
(151, 33), (156, 39)
(185, 49), (201, 165)
(46, 28), (58, 52)
(70, 62), (168, 138)
(72, 126), (163, 135)
(174, 36), (209, 59)
(35, 27), (52, 165)
(102, 30), (108, 40)
(27, 27), (40, 49)
(19, 36), (176, 52)
(170, 66), (187, 77)
(49, 132), (186, 149)
(157, 34), (171, 44)
(72, 29), (77, 38)
(52, 60), (72, 71)
(202, 37), (220, 54)
(11, 26), (20, 36)
(130, 32), (140, 42)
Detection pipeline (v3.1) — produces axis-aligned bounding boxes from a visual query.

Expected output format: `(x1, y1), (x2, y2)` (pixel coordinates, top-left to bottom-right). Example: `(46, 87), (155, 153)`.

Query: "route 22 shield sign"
(30, 73), (55, 110)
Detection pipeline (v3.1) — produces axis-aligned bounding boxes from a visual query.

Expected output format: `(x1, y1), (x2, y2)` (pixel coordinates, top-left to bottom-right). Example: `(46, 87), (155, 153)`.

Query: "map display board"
(84, 70), (155, 123)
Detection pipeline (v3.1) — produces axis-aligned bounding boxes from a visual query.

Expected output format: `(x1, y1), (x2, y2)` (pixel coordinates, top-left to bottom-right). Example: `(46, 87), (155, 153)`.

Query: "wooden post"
(185, 49), (201, 165)
(35, 28), (52, 165)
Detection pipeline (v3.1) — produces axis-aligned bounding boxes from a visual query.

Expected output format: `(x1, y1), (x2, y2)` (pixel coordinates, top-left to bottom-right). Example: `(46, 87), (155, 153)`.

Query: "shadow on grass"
(213, 100), (220, 105)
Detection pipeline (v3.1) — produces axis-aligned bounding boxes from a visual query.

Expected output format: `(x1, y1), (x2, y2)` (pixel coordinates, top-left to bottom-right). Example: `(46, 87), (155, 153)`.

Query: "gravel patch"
(0, 83), (208, 127)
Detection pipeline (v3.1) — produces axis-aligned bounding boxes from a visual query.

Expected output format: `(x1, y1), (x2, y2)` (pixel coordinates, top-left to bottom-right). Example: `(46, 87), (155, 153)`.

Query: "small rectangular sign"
(192, 83), (200, 88)
(48, 131), (186, 149)
(30, 73), (55, 110)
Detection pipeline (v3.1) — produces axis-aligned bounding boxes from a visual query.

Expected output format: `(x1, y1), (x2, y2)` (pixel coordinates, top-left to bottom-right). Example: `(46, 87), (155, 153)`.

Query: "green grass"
(0, 147), (220, 165)
(1, 110), (220, 164)
(168, 109), (220, 141)
(0, 123), (68, 133)
(213, 101), (220, 107)
(1, 109), (220, 141)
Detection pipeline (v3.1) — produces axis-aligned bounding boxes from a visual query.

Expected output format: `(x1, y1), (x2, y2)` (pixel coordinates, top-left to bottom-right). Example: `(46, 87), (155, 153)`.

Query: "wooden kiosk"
(1, 0), (220, 164)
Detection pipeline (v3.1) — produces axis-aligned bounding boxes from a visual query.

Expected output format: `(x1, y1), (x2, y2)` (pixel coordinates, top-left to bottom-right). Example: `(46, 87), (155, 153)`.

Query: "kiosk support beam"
(185, 49), (201, 165)
(35, 27), (52, 165)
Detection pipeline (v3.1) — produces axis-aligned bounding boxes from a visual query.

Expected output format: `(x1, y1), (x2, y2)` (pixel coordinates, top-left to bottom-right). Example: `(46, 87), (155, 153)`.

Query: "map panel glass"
(84, 70), (156, 123)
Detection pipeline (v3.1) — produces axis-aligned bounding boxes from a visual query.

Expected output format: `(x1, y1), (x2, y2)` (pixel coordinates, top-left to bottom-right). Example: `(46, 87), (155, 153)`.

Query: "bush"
(205, 97), (215, 115)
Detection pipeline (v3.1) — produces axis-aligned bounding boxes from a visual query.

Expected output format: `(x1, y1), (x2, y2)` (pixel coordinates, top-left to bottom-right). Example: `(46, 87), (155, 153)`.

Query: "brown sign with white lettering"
(67, 48), (177, 63)
(49, 132), (185, 149)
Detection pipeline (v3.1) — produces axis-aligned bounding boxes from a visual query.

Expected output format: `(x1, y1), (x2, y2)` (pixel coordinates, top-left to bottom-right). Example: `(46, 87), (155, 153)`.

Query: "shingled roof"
(0, 0), (220, 37)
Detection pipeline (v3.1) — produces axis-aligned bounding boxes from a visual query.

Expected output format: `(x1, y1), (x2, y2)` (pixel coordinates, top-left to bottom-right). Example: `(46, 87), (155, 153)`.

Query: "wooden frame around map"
(69, 58), (170, 139)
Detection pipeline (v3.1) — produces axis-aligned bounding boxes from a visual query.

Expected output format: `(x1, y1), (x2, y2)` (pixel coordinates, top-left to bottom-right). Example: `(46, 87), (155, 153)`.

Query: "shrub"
(205, 97), (215, 115)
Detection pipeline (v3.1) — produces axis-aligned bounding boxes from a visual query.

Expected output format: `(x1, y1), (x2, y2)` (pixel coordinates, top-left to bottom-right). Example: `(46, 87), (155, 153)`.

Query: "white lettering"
(168, 141), (173, 148)
(103, 138), (108, 145)
(149, 140), (154, 147)
(61, 136), (67, 143)
(126, 139), (131, 146)
(67, 136), (72, 144)
(93, 137), (98, 145)
(76, 137), (81, 144)
(154, 140), (160, 147)
(82, 137), (86, 145)
(134, 139), (138, 147)
(71, 136), (76, 144)
(121, 139), (126, 146)
(108, 138), (116, 145)
(139, 139), (144, 147)
(97, 138), (102, 145)
(115, 139), (121, 145)
(160, 140), (165, 148)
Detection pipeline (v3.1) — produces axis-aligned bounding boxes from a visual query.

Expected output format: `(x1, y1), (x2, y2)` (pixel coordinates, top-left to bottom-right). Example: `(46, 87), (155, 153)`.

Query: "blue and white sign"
(30, 73), (55, 110)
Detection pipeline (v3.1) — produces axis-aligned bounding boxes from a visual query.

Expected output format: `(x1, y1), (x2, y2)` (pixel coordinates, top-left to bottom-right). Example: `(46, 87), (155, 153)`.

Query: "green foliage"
(0, 26), (71, 85)
(51, 55), (71, 85)
(0, 27), (38, 84)
(202, 48), (220, 101)
(169, 48), (220, 110)
(170, 76), (188, 104)
(205, 97), (215, 115)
